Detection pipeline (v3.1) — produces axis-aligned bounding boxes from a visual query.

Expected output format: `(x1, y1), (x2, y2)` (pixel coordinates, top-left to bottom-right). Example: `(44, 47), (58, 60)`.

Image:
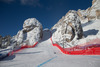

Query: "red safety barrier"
(50, 37), (100, 55)
(8, 42), (38, 56)
(21, 42), (38, 48)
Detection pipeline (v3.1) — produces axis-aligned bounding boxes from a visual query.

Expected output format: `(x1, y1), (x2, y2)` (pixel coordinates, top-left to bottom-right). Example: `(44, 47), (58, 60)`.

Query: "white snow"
(23, 18), (42, 29)
(89, 0), (100, 17)
(22, 18), (43, 46)
(0, 31), (100, 67)
(52, 10), (83, 48)
(10, 18), (43, 47)
(26, 27), (41, 45)
(0, 0), (100, 67)
(0, 46), (13, 59)
(74, 19), (100, 45)
(16, 30), (23, 45)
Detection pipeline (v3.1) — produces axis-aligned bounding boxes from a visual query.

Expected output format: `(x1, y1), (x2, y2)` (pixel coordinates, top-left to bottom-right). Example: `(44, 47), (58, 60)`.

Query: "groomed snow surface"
(0, 30), (100, 67)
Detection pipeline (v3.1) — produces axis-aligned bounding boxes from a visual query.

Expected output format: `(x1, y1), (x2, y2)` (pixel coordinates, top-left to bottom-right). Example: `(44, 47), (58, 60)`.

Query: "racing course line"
(37, 56), (57, 67)
(50, 37), (100, 55)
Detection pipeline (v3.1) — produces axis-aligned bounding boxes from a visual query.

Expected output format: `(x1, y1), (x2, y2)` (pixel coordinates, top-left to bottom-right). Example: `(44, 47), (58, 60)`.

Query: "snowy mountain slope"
(51, 0), (100, 48)
(74, 19), (100, 46)
(0, 0), (100, 53)
(0, 31), (100, 67)
(83, 19), (100, 36)
(0, 0), (100, 66)
(89, 0), (100, 18)
(78, 0), (100, 21)
(0, 18), (43, 59)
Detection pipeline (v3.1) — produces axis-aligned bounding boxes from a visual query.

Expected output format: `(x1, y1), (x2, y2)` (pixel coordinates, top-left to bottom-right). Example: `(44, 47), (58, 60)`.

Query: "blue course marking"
(37, 56), (57, 67)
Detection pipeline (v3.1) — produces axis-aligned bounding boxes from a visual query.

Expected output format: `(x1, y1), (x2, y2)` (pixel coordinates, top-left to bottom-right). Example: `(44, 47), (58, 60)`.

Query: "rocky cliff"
(51, 0), (100, 48)
(77, 0), (100, 22)
(51, 10), (83, 48)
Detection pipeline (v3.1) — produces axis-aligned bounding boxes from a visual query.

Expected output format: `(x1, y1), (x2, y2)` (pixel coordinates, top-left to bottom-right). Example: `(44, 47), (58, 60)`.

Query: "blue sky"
(0, 0), (92, 36)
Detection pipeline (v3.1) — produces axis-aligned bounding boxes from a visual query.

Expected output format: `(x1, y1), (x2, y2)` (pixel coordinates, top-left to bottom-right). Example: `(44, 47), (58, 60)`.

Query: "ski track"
(0, 39), (100, 67)
(0, 31), (100, 67)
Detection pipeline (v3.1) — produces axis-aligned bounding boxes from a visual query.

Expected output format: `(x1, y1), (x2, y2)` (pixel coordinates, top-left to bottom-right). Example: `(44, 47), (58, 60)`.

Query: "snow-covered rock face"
(0, 35), (11, 48)
(52, 10), (83, 48)
(23, 18), (42, 32)
(11, 18), (43, 47)
(77, 0), (100, 22)
(88, 0), (100, 20)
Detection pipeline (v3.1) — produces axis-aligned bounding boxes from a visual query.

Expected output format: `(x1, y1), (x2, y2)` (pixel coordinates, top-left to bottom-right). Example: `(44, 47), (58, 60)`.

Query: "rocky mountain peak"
(77, 0), (100, 21)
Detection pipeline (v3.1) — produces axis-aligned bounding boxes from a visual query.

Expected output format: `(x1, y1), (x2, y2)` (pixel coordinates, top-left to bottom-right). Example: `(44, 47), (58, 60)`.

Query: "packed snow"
(0, 30), (100, 67)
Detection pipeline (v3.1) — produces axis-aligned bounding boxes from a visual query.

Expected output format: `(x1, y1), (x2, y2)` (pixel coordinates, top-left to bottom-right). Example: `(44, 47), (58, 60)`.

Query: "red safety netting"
(8, 42), (38, 56)
(50, 37), (100, 55)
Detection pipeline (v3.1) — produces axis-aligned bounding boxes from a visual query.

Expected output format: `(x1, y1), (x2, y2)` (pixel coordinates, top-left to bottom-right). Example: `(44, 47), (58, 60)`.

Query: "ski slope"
(0, 30), (100, 67)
